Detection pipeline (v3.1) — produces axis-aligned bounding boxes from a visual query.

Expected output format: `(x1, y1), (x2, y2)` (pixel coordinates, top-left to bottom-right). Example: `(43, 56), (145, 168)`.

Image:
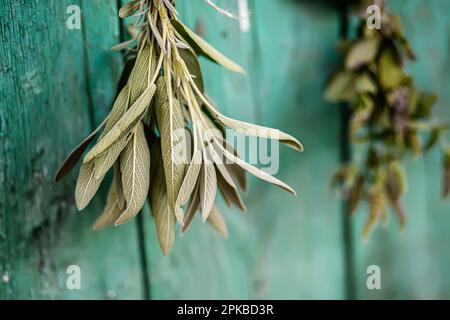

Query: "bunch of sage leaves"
(326, 0), (450, 240)
(56, 0), (302, 255)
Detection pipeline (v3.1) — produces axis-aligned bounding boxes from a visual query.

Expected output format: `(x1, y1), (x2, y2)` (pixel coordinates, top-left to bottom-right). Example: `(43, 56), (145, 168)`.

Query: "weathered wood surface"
(1, 0), (449, 299)
(0, 0), (143, 299)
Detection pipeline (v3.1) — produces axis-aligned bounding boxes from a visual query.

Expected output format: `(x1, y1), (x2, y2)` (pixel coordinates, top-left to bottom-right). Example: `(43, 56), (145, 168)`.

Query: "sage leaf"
(179, 48), (204, 93)
(200, 159), (217, 221)
(221, 140), (248, 191)
(155, 78), (187, 224)
(54, 116), (108, 182)
(208, 145), (237, 189)
(150, 140), (175, 256)
(176, 149), (202, 208)
(171, 19), (245, 74)
(112, 39), (136, 51)
(92, 180), (122, 230)
(119, 0), (140, 19)
(443, 151), (450, 198)
(84, 84), (156, 163)
(346, 38), (380, 70)
(355, 73), (377, 94)
(115, 123), (150, 225)
(102, 85), (130, 138)
(218, 172), (247, 212)
(325, 71), (356, 102)
(181, 183), (200, 235)
(378, 48), (405, 90)
(227, 163), (247, 192)
(114, 160), (126, 210)
(94, 136), (129, 179)
(207, 206), (228, 238)
(75, 161), (104, 211)
(214, 139), (297, 196)
(204, 106), (303, 152)
(129, 43), (156, 103)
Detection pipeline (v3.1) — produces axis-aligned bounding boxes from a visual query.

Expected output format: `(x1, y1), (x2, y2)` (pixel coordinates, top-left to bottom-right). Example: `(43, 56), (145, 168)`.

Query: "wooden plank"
(352, 0), (450, 299)
(247, 0), (344, 299)
(0, 0), (143, 299)
(0, 0), (88, 299)
(146, 0), (344, 299)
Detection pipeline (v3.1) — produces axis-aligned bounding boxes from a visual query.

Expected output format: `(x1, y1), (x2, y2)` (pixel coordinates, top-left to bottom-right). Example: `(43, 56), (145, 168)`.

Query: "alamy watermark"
(66, 5), (81, 30)
(66, 265), (81, 290)
(169, 125), (281, 175)
(366, 265), (381, 290)
(366, 4), (382, 30)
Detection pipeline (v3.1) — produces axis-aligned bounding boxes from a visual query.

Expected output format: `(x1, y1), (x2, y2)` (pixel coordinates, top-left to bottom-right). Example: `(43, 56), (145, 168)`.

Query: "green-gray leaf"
(54, 116), (108, 182)
(346, 38), (380, 70)
(92, 180), (122, 230)
(200, 158), (217, 222)
(214, 139), (297, 196)
(171, 19), (245, 74)
(179, 48), (204, 93)
(150, 140), (176, 256)
(176, 149), (202, 208)
(155, 78), (187, 223)
(75, 161), (104, 210)
(115, 122), (150, 225)
(84, 84), (156, 162)
(207, 205), (228, 238)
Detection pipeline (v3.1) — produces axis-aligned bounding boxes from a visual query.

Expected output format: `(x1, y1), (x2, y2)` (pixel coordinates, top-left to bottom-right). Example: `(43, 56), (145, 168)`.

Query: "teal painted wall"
(0, 0), (449, 299)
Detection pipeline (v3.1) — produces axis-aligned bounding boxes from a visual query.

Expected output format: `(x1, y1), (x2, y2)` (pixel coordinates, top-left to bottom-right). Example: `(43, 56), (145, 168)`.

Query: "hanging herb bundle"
(325, 0), (450, 239)
(56, 0), (302, 255)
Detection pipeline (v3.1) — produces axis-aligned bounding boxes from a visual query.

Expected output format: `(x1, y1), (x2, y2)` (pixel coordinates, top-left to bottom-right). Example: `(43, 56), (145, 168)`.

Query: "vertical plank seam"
(80, 0), (96, 130)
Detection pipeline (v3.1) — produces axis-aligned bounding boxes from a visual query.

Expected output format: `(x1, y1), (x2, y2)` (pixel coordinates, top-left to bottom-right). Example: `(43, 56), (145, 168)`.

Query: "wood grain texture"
(0, 0), (143, 299)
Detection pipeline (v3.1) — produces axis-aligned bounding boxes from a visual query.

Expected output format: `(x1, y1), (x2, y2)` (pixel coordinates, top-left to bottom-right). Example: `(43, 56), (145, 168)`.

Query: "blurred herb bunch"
(326, 0), (450, 239)
(56, 0), (302, 255)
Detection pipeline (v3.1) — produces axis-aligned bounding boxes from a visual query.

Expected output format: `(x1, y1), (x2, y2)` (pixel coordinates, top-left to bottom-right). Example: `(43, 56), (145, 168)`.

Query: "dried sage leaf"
(115, 123), (150, 225)
(150, 140), (175, 256)
(205, 108), (303, 152)
(378, 48), (404, 90)
(92, 180), (122, 230)
(129, 43), (156, 103)
(214, 139), (297, 196)
(325, 71), (356, 102)
(227, 163), (247, 192)
(346, 38), (380, 70)
(176, 149), (202, 208)
(119, 0), (141, 19)
(114, 160), (126, 210)
(179, 48), (204, 93)
(199, 158), (217, 221)
(75, 161), (104, 211)
(171, 19), (245, 74)
(181, 182), (200, 235)
(94, 136), (129, 179)
(155, 78), (187, 223)
(54, 116), (108, 182)
(84, 84), (156, 162)
(218, 173), (247, 212)
(207, 206), (228, 238)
